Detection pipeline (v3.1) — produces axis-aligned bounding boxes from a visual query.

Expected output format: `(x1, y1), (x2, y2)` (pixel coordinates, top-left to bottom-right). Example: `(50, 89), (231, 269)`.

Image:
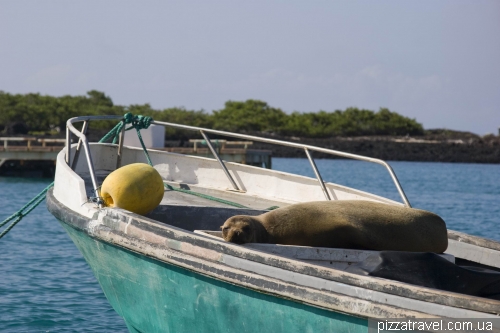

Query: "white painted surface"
(446, 239), (500, 269)
(123, 124), (165, 148)
(53, 145), (93, 217)
(148, 147), (401, 205)
(57, 143), (402, 207)
(246, 243), (455, 263)
(195, 230), (455, 264)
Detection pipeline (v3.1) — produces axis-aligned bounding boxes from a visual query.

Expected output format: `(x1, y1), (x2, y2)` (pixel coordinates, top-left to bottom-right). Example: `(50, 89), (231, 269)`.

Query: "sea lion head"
(221, 215), (258, 244)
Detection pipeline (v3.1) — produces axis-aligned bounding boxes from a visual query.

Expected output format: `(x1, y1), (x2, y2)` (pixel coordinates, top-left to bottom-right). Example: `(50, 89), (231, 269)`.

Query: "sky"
(1, 0), (499, 135)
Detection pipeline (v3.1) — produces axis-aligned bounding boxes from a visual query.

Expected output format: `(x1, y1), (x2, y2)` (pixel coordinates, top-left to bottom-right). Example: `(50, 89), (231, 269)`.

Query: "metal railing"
(66, 115), (123, 203)
(66, 115), (411, 207)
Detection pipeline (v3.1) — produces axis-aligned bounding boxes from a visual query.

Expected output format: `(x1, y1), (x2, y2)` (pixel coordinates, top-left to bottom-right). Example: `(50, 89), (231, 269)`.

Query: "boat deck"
(86, 170), (289, 211)
(84, 171), (458, 274)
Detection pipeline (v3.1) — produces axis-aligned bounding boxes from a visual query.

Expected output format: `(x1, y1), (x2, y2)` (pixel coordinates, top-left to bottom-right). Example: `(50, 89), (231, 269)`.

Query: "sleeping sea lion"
(221, 200), (448, 253)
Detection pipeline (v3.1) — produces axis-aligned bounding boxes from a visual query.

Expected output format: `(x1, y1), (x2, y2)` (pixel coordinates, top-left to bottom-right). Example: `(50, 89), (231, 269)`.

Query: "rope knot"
(123, 112), (135, 124)
(133, 115), (153, 130)
(123, 113), (153, 130)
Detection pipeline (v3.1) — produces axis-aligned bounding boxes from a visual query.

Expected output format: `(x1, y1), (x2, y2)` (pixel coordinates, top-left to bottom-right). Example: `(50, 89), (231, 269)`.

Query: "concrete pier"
(0, 138), (65, 163)
(0, 137), (65, 177)
(0, 137), (273, 177)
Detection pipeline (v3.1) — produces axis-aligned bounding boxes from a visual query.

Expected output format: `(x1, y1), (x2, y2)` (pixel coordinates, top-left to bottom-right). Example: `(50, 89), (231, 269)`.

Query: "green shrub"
(0, 92), (424, 138)
(212, 100), (286, 133)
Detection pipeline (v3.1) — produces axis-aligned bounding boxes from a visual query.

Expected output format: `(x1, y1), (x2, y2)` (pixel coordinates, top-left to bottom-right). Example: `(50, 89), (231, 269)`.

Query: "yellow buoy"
(100, 163), (164, 215)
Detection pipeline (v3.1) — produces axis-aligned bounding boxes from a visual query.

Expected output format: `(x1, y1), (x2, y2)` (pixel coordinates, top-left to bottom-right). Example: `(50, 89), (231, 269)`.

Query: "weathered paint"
(46, 189), (500, 318)
(60, 222), (368, 333)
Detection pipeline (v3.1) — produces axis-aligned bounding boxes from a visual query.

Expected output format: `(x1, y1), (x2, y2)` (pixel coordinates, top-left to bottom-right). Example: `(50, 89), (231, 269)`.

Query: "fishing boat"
(46, 115), (500, 333)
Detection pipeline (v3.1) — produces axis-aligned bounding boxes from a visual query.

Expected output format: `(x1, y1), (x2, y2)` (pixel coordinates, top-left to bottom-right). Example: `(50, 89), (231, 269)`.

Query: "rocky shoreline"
(252, 135), (500, 163)
(167, 131), (500, 164)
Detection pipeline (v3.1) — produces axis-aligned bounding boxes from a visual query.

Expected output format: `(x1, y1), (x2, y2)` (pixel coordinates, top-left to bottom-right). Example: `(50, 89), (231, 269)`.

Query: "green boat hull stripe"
(59, 222), (367, 333)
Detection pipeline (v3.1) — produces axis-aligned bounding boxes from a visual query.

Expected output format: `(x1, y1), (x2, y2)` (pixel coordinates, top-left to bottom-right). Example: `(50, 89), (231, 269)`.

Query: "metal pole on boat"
(81, 140), (102, 205)
(304, 148), (331, 200)
(200, 131), (241, 192)
(65, 125), (71, 166)
(116, 120), (126, 169)
(71, 121), (89, 170)
(382, 162), (412, 208)
(66, 115), (124, 206)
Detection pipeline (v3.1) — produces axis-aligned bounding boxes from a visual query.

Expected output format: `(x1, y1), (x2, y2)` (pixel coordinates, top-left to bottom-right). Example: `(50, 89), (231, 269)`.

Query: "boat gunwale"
(72, 143), (500, 252)
(78, 144), (500, 253)
(46, 188), (500, 316)
(448, 230), (500, 252)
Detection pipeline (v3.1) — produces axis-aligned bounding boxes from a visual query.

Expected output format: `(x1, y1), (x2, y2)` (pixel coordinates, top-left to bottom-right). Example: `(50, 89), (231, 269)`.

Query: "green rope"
(0, 182), (54, 239)
(164, 183), (248, 208)
(164, 184), (279, 211)
(134, 127), (153, 166)
(98, 112), (154, 165)
(98, 121), (123, 144)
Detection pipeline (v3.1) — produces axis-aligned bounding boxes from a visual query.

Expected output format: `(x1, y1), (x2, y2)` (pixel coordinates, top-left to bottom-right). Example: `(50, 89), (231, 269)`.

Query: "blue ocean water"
(0, 178), (128, 333)
(0, 159), (499, 332)
(272, 158), (500, 241)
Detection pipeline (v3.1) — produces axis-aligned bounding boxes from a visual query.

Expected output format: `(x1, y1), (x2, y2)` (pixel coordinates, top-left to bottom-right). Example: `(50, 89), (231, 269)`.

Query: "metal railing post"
(116, 120), (126, 169)
(200, 131), (240, 191)
(66, 126), (71, 166)
(381, 162), (411, 208)
(304, 148), (331, 200)
(71, 121), (89, 170)
(81, 139), (102, 206)
(66, 115), (124, 207)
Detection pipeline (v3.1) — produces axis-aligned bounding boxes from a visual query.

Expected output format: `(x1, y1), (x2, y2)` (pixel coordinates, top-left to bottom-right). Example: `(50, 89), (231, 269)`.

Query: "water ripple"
(0, 178), (127, 333)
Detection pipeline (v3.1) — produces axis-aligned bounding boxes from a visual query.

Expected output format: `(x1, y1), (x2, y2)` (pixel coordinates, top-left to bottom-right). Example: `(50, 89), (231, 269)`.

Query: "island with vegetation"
(1, 90), (498, 163)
